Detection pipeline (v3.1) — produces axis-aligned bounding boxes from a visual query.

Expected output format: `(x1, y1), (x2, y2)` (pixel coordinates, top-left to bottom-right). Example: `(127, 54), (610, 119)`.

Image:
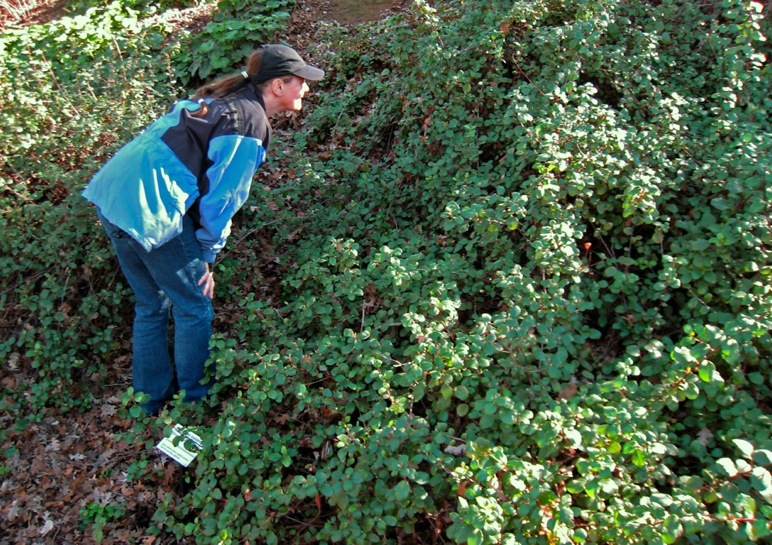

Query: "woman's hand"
(198, 265), (215, 299)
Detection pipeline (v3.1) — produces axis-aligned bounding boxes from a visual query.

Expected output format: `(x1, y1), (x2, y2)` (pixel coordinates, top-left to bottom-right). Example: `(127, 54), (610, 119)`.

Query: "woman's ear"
(270, 77), (284, 96)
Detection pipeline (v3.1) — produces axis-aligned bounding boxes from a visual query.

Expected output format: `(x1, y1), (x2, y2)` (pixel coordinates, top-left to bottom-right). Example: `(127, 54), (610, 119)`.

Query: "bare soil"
(1, 0), (407, 29)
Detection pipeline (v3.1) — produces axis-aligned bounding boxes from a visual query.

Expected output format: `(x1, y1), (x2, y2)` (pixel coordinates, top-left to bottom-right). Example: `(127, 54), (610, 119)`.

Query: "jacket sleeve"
(194, 133), (266, 262)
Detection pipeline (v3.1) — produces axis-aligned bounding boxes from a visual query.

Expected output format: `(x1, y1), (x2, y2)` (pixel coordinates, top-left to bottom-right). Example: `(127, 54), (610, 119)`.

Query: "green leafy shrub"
(3, 0), (771, 543)
(67, 0), (197, 19)
(171, 0), (296, 82)
(79, 499), (127, 543)
(149, 0), (771, 543)
(0, 3), (180, 416)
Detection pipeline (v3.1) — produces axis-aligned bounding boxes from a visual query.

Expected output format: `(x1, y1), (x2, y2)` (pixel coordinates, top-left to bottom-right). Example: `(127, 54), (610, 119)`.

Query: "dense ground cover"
(1, 0), (771, 543)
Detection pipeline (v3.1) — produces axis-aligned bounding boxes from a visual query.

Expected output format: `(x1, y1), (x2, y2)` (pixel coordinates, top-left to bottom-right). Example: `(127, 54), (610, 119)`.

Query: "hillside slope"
(1, 0), (771, 544)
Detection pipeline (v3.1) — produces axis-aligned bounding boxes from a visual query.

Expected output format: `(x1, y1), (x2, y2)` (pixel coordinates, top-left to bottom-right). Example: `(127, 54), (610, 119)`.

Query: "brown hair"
(193, 50), (262, 102)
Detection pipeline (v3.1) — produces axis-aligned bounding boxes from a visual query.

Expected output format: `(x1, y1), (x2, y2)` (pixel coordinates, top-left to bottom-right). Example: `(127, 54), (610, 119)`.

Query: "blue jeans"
(97, 209), (214, 414)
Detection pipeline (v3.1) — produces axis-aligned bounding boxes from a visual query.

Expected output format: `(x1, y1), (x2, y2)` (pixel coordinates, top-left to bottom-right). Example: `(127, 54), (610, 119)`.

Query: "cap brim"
(293, 65), (325, 81)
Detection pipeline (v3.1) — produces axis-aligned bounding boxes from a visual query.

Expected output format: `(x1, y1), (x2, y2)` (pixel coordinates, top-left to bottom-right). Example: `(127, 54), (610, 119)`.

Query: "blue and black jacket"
(83, 86), (271, 263)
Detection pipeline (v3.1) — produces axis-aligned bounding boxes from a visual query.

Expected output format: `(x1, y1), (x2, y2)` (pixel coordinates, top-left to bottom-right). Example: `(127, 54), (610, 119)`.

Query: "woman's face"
(277, 76), (309, 112)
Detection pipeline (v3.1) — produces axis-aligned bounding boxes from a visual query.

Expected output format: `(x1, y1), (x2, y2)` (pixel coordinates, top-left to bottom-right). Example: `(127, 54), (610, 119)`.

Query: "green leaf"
(631, 449), (646, 468)
(454, 385), (470, 400)
(751, 518), (772, 540)
(749, 467), (772, 503)
(564, 429), (582, 448)
(393, 480), (411, 501)
(538, 490), (558, 506)
(565, 479), (585, 494)
(599, 479), (619, 497)
(716, 458), (738, 477)
(733, 439), (755, 459)
(752, 450), (772, 466)
(684, 382), (700, 400)
(739, 495), (757, 517)
(698, 362), (719, 383)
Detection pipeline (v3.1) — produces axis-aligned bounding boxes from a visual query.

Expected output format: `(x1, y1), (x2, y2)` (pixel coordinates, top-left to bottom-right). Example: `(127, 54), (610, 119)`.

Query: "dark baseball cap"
(255, 44), (325, 84)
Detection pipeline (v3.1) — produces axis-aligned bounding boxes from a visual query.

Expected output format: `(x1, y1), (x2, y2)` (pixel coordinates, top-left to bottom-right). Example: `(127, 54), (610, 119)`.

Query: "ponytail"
(192, 49), (265, 102)
(190, 98), (209, 118)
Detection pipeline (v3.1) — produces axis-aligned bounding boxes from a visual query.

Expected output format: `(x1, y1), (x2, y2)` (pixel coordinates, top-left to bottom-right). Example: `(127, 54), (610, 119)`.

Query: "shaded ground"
(328, 0), (406, 24)
(1, 0), (407, 29)
(1, 0), (68, 28)
(0, 0), (407, 543)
